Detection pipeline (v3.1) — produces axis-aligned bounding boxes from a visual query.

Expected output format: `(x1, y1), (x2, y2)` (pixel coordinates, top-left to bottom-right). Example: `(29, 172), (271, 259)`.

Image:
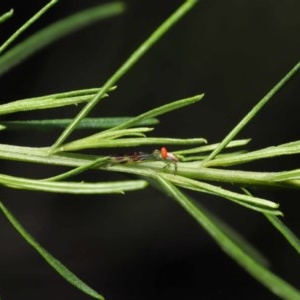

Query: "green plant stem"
(51, 0), (198, 150)
(0, 144), (299, 189)
(204, 58), (300, 163)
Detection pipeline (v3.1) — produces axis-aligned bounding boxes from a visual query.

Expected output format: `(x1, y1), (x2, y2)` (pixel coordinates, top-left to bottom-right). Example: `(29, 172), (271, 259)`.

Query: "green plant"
(0, 1), (299, 299)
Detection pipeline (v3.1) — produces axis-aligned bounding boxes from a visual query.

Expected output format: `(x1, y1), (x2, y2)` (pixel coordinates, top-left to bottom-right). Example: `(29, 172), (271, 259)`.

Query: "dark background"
(0, 1), (300, 299)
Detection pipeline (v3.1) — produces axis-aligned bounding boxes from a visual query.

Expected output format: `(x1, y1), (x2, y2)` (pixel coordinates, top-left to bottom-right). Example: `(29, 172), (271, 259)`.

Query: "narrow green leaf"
(0, 200), (105, 300)
(64, 127), (154, 145)
(174, 139), (251, 155)
(204, 140), (300, 167)
(59, 137), (206, 152)
(0, 172), (147, 194)
(1, 117), (159, 131)
(43, 156), (110, 181)
(180, 151), (247, 162)
(0, 88), (112, 116)
(155, 177), (300, 300)
(101, 94), (204, 133)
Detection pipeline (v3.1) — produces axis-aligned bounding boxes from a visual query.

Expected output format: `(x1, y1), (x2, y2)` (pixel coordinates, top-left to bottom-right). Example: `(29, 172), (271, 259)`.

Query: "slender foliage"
(0, 1), (300, 299)
(0, 201), (105, 300)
